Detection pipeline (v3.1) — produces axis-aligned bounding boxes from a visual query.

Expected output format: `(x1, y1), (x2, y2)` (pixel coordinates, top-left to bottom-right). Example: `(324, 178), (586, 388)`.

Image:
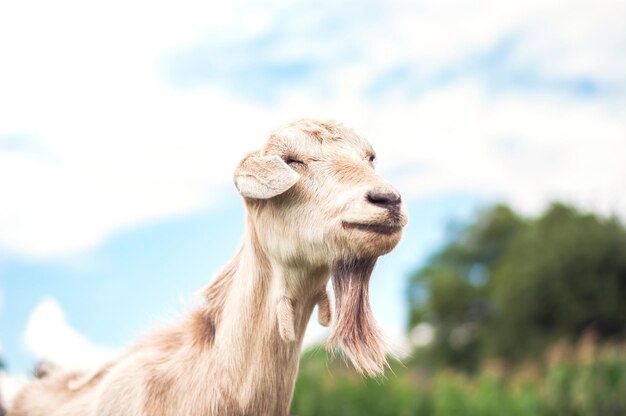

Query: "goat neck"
(202, 213), (329, 413)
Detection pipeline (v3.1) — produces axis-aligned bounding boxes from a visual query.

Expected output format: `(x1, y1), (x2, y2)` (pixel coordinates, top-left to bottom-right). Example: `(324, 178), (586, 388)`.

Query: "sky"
(1, 0), (625, 397)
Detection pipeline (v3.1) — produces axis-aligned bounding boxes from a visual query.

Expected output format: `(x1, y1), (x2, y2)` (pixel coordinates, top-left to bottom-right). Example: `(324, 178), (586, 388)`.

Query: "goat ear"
(234, 154), (300, 199)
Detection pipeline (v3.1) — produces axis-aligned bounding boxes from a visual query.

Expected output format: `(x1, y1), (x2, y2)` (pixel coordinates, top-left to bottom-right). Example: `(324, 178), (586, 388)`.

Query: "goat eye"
(283, 157), (305, 166)
(368, 155), (376, 163)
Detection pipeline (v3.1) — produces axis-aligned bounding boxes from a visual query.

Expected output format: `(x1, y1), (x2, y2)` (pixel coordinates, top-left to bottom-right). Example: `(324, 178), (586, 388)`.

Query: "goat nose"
(366, 187), (402, 207)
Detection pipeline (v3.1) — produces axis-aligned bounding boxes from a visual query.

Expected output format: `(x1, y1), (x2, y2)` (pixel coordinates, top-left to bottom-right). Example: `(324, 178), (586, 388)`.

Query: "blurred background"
(1, 0), (625, 414)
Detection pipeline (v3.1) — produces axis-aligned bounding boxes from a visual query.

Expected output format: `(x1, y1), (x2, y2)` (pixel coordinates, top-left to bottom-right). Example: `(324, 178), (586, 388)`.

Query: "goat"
(9, 119), (408, 416)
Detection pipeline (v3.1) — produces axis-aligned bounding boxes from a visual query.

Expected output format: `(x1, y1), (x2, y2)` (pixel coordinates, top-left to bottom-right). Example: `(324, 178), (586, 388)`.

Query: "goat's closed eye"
(283, 156), (305, 167)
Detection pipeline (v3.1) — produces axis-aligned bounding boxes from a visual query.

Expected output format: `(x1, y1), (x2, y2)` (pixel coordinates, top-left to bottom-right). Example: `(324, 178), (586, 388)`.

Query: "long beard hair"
(326, 258), (389, 376)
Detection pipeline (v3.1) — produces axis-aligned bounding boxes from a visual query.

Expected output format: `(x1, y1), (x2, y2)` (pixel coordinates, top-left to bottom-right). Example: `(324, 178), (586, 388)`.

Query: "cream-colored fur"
(9, 119), (408, 416)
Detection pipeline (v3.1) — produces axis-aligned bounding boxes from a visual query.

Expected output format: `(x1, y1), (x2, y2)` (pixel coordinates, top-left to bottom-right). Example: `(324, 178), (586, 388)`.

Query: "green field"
(292, 340), (626, 416)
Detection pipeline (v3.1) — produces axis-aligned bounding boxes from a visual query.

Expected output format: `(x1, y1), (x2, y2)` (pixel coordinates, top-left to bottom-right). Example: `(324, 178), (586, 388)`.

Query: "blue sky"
(1, 0), (625, 384)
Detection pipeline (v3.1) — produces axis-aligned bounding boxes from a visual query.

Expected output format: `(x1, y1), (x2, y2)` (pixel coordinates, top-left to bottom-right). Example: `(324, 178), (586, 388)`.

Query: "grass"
(291, 340), (626, 416)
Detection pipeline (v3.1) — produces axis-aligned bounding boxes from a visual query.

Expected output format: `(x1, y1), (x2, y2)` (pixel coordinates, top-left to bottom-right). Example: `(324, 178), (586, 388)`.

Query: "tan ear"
(234, 154), (300, 199)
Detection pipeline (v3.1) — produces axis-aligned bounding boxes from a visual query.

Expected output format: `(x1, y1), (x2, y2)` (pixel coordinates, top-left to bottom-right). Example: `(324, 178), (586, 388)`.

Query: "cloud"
(24, 298), (115, 369)
(0, 0), (624, 259)
(163, 0), (387, 101)
(366, 83), (626, 217)
(365, 35), (621, 100)
(0, 370), (28, 410)
(0, 91), (276, 258)
(164, 0), (626, 101)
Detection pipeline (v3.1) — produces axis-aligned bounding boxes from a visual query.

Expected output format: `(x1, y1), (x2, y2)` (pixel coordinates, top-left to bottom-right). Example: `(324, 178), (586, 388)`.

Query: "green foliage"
(291, 343), (626, 416)
(407, 202), (626, 368)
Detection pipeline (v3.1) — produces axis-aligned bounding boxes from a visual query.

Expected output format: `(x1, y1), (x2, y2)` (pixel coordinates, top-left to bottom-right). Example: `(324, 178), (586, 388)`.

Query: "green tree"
(407, 203), (626, 368)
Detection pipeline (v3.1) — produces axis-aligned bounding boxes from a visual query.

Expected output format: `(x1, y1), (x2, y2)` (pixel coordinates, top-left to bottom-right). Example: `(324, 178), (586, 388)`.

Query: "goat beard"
(326, 258), (388, 377)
